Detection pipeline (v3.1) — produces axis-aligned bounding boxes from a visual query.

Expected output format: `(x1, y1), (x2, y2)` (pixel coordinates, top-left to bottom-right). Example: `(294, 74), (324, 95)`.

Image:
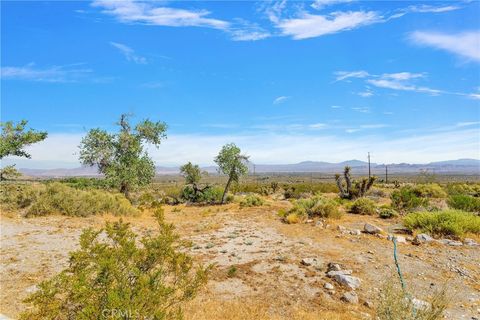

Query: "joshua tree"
(214, 143), (249, 204)
(335, 166), (376, 199)
(79, 114), (167, 198)
(0, 120), (48, 181)
(179, 162), (210, 201)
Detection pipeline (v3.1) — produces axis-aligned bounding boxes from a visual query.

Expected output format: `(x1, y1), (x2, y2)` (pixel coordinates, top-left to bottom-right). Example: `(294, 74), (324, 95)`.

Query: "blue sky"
(1, 0), (479, 168)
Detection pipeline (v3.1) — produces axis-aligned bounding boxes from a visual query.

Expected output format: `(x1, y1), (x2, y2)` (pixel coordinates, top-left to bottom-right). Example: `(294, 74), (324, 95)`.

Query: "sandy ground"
(1, 199), (479, 319)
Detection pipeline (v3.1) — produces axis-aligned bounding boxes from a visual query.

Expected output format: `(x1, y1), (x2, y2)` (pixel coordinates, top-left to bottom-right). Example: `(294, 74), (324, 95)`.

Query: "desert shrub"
(403, 209), (480, 238)
(445, 183), (480, 197)
(447, 195), (480, 213)
(283, 183), (338, 199)
(277, 208), (288, 218)
(20, 209), (209, 320)
(60, 177), (113, 190)
(335, 166), (376, 199)
(289, 196), (342, 219)
(199, 186), (232, 204)
(379, 207), (399, 219)
(391, 187), (429, 212)
(160, 186), (184, 205)
(412, 184), (447, 198)
(0, 183), (43, 211)
(239, 194), (264, 208)
(285, 212), (301, 224)
(350, 198), (376, 215)
(135, 191), (163, 210)
(376, 280), (447, 320)
(27, 182), (138, 217)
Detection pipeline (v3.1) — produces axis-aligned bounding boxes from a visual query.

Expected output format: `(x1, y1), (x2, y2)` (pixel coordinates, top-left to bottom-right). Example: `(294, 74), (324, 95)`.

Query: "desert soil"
(1, 199), (479, 319)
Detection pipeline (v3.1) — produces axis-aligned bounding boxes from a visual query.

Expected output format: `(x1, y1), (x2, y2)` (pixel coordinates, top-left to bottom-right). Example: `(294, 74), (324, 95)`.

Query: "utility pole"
(368, 152), (371, 179)
(385, 165), (388, 184)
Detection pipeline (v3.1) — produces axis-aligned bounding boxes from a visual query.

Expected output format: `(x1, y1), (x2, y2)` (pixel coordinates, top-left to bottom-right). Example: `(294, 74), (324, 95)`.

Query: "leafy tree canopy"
(79, 114), (167, 197)
(0, 120), (47, 159)
(214, 143), (249, 203)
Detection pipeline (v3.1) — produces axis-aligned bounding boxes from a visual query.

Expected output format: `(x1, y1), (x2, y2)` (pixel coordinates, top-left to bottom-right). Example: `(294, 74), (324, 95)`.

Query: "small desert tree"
(180, 162), (210, 201)
(0, 120), (47, 181)
(79, 114), (167, 198)
(21, 208), (210, 320)
(335, 166), (376, 199)
(214, 143), (249, 204)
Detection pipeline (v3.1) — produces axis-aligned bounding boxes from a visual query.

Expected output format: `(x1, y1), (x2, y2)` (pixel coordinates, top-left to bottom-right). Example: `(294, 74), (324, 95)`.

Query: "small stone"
(315, 221), (324, 228)
(337, 225), (347, 232)
(413, 233), (434, 245)
(464, 238), (479, 246)
(301, 258), (323, 270)
(412, 298), (430, 311)
(324, 282), (334, 290)
(333, 274), (361, 289)
(364, 300), (374, 308)
(327, 270), (353, 277)
(306, 219), (314, 224)
(364, 223), (383, 234)
(438, 239), (463, 246)
(341, 291), (359, 304)
(327, 262), (342, 271)
(350, 229), (361, 235)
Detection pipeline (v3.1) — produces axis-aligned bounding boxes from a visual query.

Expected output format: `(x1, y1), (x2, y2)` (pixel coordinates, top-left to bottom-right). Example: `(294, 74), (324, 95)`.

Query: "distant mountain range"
(16, 159), (480, 177)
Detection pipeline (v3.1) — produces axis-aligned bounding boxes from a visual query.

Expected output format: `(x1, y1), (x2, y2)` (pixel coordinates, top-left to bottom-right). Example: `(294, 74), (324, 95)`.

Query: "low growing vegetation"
(350, 197), (376, 215)
(335, 166), (376, 200)
(447, 194), (480, 213)
(391, 187), (429, 212)
(282, 195), (342, 223)
(27, 182), (138, 217)
(20, 209), (210, 320)
(239, 194), (264, 207)
(403, 209), (480, 238)
(376, 280), (448, 320)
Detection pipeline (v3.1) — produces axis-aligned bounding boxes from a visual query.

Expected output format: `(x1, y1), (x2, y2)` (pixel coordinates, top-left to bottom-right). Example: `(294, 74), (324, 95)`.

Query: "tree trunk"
(120, 183), (130, 200)
(221, 176), (233, 204)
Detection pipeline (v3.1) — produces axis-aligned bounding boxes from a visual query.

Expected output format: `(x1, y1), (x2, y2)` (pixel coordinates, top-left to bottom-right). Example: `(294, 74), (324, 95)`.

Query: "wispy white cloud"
(92, 0), (229, 29)
(10, 126), (477, 166)
(1, 63), (92, 83)
(273, 96), (290, 104)
(456, 121), (480, 127)
(334, 70), (369, 81)
(351, 107), (370, 113)
(336, 70), (479, 99)
(311, 0), (356, 10)
(357, 89), (373, 97)
(110, 42), (147, 64)
(406, 4), (461, 13)
(409, 31), (480, 62)
(228, 19), (271, 41)
(276, 10), (381, 40)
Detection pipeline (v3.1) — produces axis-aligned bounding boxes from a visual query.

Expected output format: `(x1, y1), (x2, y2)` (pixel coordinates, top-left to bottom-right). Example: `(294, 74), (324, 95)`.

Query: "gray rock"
(327, 270), (353, 277)
(350, 229), (361, 235)
(333, 274), (361, 289)
(412, 298), (430, 310)
(364, 223), (383, 234)
(438, 239), (463, 246)
(464, 238), (479, 246)
(315, 221), (324, 228)
(341, 291), (359, 304)
(388, 234), (407, 243)
(364, 300), (374, 308)
(413, 233), (433, 245)
(327, 262), (342, 271)
(301, 258), (323, 270)
(324, 282), (334, 290)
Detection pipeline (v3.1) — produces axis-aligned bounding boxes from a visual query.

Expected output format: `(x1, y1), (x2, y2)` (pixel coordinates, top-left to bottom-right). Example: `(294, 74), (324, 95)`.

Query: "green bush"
(412, 184), (447, 198)
(403, 209), (480, 238)
(27, 182), (138, 217)
(290, 196), (342, 219)
(379, 207), (399, 219)
(350, 198), (376, 215)
(239, 194), (264, 207)
(445, 183), (480, 197)
(20, 210), (210, 320)
(447, 195), (480, 213)
(0, 183), (42, 211)
(59, 177), (113, 190)
(376, 280), (447, 320)
(391, 187), (429, 212)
